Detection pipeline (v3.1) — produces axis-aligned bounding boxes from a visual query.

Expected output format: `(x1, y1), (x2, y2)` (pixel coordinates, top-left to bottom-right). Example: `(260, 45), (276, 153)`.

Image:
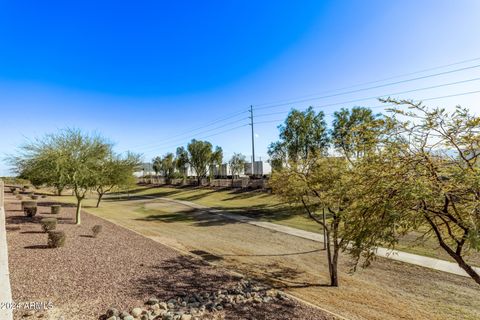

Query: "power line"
(254, 63), (480, 111)
(134, 116), (250, 152)
(254, 76), (480, 118)
(253, 89), (480, 126)
(253, 56), (480, 108)
(137, 124), (249, 154)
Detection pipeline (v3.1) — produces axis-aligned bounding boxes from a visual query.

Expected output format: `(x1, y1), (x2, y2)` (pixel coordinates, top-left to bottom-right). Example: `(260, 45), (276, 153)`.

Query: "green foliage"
(349, 99), (480, 285)
(175, 146), (189, 179)
(51, 205), (61, 215)
(229, 153), (246, 180)
(95, 152), (141, 207)
(48, 230), (66, 248)
(268, 107), (329, 168)
(331, 107), (384, 162)
(41, 218), (57, 232)
(187, 139), (219, 184)
(10, 129), (112, 224)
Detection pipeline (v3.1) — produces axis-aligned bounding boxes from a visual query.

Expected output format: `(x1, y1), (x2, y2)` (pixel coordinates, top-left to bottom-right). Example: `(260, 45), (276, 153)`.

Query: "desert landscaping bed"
(4, 193), (334, 320)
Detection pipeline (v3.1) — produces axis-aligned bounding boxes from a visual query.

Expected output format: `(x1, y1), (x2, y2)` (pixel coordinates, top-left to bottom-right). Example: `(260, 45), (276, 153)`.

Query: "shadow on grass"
(20, 231), (45, 234)
(79, 235), (94, 238)
(135, 209), (247, 228)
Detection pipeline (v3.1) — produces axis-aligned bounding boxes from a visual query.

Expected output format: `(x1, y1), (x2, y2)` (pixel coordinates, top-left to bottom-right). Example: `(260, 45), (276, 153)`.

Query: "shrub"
(21, 201), (37, 217)
(92, 225), (103, 238)
(47, 231), (66, 248)
(23, 185), (30, 189)
(9, 187), (17, 193)
(16, 195), (23, 200)
(24, 206), (37, 217)
(12, 190), (19, 195)
(51, 205), (61, 215)
(41, 195), (47, 198)
(41, 218), (57, 232)
(31, 195), (39, 200)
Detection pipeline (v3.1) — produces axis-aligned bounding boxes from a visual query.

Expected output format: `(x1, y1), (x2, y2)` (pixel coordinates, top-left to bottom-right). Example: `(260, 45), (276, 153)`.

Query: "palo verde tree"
(351, 99), (480, 285)
(10, 129), (112, 225)
(95, 152), (140, 207)
(269, 106), (385, 287)
(10, 140), (68, 195)
(228, 153), (246, 182)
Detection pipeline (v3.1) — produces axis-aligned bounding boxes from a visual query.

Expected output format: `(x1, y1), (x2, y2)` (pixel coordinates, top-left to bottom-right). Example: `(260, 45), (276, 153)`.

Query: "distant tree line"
(151, 140), (247, 185)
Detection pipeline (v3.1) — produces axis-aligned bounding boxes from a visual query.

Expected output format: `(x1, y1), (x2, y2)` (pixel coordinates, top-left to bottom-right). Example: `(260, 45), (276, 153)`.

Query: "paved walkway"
(0, 183), (13, 320)
(157, 196), (480, 278)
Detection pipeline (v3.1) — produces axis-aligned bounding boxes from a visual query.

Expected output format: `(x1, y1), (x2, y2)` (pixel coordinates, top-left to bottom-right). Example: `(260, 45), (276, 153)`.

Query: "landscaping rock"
(131, 307), (143, 317)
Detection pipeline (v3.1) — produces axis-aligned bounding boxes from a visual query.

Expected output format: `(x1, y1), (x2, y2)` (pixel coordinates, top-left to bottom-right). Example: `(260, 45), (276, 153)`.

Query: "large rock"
(131, 307), (143, 318)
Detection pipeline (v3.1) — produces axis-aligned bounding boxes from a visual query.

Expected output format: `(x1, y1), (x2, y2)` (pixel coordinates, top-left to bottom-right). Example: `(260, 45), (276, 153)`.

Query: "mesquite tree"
(355, 99), (480, 285)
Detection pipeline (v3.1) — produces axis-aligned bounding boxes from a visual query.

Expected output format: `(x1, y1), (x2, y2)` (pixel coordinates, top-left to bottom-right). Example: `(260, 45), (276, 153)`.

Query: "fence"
(138, 176), (268, 189)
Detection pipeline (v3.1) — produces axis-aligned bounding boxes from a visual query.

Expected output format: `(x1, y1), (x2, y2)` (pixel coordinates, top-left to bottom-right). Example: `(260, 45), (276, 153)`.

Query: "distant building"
(244, 161), (271, 176)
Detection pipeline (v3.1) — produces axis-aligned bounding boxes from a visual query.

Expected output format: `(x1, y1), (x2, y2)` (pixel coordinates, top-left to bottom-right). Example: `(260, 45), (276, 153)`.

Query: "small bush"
(23, 185), (30, 189)
(21, 201), (37, 217)
(48, 231), (66, 248)
(24, 206), (37, 217)
(13, 190), (19, 195)
(41, 195), (47, 198)
(92, 225), (103, 238)
(41, 218), (57, 232)
(51, 205), (61, 215)
(9, 187), (17, 193)
(16, 195), (23, 200)
(31, 195), (39, 200)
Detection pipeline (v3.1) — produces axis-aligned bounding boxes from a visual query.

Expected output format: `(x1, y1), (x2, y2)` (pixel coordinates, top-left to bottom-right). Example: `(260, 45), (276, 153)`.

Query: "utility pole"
(249, 105), (255, 176)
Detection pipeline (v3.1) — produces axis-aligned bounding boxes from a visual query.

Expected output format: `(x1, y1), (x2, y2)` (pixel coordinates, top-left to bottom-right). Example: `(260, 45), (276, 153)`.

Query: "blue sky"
(1, 1), (480, 175)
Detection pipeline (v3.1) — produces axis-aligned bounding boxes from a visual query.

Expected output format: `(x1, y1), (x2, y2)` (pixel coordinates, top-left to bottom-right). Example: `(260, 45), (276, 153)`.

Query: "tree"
(175, 146), (189, 181)
(351, 99), (480, 285)
(10, 129), (111, 225)
(228, 153), (246, 182)
(187, 139), (214, 185)
(268, 107), (329, 167)
(10, 140), (68, 195)
(210, 146), (223, 180)
(161, 153), (176, 183)
(331, 107), (383, 163)
(269, 106), (386, 287)
(95, 152), (140, 207)
(152, 156), (162, 178)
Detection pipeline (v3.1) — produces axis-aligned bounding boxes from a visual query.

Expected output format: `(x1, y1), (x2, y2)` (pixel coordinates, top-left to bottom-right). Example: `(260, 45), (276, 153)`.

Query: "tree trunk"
(96, 193), (103, 208)
(56, 186), (63, 196)
(454, 255), (480, 285)
(75, 197), (83, 225)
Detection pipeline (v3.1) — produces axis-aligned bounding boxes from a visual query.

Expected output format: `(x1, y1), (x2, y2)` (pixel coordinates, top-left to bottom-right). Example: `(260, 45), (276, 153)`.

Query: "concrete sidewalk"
(157, 196), (480, 278)
(0, 182), (13, 320)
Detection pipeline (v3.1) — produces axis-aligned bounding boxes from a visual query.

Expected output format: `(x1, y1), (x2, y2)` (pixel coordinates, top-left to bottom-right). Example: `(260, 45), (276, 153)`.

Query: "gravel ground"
(4, 193), (334, 320)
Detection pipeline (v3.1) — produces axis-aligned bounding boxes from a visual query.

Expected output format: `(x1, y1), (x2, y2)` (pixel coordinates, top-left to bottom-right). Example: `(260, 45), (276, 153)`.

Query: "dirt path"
(87, 197), (480, 320)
